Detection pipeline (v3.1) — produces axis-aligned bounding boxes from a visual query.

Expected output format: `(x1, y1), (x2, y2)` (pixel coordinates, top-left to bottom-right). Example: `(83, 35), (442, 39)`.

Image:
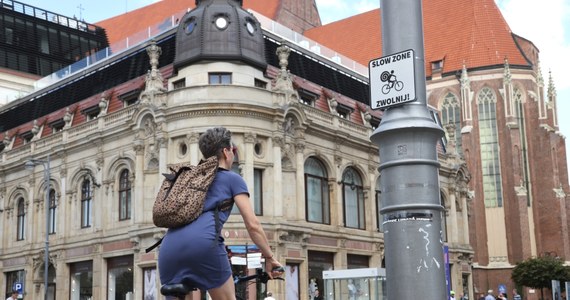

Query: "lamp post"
(25, 154), (50, 300)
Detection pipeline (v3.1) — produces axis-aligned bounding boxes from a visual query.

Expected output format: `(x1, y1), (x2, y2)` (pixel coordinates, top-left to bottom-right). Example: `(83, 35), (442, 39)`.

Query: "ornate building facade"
(0, 1), (476, 299)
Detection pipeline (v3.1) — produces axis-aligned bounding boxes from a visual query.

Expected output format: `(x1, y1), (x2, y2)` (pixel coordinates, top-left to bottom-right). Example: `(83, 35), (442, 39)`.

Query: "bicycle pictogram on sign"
(380, 70), (404, 94)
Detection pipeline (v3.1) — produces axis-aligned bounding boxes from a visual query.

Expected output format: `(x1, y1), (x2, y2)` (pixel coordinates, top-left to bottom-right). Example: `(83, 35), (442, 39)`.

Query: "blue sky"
(19, 0), (570, 180)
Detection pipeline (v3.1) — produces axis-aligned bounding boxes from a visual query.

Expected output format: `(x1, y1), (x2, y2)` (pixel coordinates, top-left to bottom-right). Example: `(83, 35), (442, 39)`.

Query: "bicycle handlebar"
(234, 267), (285, 285)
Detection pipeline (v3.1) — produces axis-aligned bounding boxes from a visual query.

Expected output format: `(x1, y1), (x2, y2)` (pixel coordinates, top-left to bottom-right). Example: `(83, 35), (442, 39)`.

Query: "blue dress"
(158, 169), (249, 290)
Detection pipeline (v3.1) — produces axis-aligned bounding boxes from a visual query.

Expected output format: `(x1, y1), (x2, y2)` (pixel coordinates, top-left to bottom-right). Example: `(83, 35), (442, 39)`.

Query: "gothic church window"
(441, 92), (463, 154)
(477, 87), (503, 207)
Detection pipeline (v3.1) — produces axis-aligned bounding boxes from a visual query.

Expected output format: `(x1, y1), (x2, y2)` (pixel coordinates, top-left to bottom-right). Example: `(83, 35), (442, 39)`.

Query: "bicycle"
(160, 266), (284, 300)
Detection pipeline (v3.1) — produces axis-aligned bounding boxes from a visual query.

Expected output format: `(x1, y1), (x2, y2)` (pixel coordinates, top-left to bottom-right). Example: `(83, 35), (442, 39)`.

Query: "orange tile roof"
(96, 0), (280, 45)
(304, 0), (531, 76)
(98, 0), (531, 77)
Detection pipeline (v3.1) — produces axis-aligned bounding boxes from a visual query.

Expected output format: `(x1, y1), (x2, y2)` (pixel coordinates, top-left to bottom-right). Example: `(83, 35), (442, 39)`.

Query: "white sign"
(369, 49), (416, 109)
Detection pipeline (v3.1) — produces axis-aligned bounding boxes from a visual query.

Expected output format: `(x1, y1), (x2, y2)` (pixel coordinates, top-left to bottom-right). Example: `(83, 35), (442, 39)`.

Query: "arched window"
(49, 189), (56, 234)
(342, 167), (365, 229)
(81, 178), (92, 228)
(305, 157), (330, 224)
(477, 87), (503, 207)
(119, 169), (131, 221)
(17, 198), (25, 240)
(441, 92), (463, 154)
(375, 177), (382, 232)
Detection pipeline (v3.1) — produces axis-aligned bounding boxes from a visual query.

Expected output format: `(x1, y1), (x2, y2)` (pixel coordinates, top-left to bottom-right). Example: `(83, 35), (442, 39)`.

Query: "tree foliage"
(511, 256), (570, 290)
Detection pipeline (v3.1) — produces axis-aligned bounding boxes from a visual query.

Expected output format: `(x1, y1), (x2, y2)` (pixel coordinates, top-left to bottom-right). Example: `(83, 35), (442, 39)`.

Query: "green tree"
(511, 255), (570, 299)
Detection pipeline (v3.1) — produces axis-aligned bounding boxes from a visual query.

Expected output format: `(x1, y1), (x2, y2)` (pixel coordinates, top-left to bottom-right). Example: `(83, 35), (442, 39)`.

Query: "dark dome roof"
(173, 0), (267, 71)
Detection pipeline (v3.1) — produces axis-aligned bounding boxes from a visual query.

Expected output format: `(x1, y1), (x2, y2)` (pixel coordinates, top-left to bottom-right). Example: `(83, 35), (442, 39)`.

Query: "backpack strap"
(212, 198), (234, 247)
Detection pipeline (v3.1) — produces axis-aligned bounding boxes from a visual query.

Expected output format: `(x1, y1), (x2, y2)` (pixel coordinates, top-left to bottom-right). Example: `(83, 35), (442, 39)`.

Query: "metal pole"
(44, 154), (50, 300)
(370, 0), (446, 299)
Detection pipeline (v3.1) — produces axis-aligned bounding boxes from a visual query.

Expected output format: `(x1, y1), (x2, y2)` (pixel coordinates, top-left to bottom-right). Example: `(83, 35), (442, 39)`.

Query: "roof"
(304, 0), (531, 76)
(96, 0), (280, 46)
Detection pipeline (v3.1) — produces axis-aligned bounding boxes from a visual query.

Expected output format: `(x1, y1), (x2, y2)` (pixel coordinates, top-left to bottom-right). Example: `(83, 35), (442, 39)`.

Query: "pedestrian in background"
(512, 289), (521, 300)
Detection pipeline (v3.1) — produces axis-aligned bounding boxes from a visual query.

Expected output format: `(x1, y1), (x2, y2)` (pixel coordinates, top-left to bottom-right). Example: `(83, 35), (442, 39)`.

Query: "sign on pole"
(369, 49), (416, 109)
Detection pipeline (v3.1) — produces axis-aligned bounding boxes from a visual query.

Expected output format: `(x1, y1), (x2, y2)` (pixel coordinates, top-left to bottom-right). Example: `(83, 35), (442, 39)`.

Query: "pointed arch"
(477, 86), (503, 207)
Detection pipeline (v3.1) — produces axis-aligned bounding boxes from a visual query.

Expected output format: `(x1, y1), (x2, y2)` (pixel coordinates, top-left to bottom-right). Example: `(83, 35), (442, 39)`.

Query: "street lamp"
(25, 154), (50, 300)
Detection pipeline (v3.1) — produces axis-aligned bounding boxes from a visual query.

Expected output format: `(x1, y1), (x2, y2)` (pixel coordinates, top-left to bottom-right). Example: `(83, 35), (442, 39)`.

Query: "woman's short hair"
(199, 127), (232, 158)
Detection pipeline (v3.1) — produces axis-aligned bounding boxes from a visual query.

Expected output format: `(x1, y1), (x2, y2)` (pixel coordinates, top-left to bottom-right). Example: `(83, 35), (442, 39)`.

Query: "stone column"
(449, 186), (458, 243)
(461, 191), (469, 245)
(244, 133), (256, 205)
(272, 136), (283, 217)
(134, 140), (145, 224)
(295, 141), (305, 221)
(157, 134), (168, 190)
(188, 132), (200, 165)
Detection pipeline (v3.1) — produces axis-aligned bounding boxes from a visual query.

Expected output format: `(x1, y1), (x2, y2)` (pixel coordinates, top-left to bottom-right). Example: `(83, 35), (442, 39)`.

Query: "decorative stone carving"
(503, 58), (512, 85)
(283, 117), (295, 135)
(63, 107), (73, 128)
(31, 120), (40, 136)
(272, 43), (299, 100)
(140, 40), (167, 106)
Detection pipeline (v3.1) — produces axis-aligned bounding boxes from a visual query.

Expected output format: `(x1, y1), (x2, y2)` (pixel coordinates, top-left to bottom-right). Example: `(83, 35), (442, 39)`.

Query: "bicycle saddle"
(160, 283), (195, 297)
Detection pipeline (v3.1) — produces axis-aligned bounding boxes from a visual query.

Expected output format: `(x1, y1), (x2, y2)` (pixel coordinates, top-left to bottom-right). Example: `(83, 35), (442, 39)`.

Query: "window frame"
(48, 188), (57, 234)
(16, 197), (25, 240)
(208, 72), (232, 85)
(118, 169), (132, 221)
(81, 178), (92, 228)
(341, 167), (365, 229)
(304, 157), (331, 225)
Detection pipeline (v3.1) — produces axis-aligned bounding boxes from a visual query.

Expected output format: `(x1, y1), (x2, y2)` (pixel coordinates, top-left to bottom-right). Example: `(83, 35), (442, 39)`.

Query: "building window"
(119, 89), (141, 107)
(299, 89), (318, 106)
(16, 198), (25, 240)
(254, 168), (263, 216)
(119, 169), (131, 221)
(82, 106), (100, 121)
(172, 78), (186, 89)
(5, 270), (25, 297)
(347, 254), (369, 269)
(70, 261), (93, 300)
(305, 157), (330, 224)
(429, 109), (447, 152)
(342, 167), (365, 229)
(308, 251), (334, 299)
(81, 178), (92, 228)
(107, 256), (133, 300)
(477, 87), (503, 207)
(375, 177), (383, 232)
(209, 72), (232, 85)
(431, 60), (443, 71)
(254, 78), (267, 89)
(441, 92), (462, 154)
(20, 131), (33, 144)
(336, 103), (353, 120)
(49, 189), (57, 234)
(143, 268), (158, 300)
(49, 119), (65, 133)
(370, 117), (381, 130)
(286, 264), (301, 300)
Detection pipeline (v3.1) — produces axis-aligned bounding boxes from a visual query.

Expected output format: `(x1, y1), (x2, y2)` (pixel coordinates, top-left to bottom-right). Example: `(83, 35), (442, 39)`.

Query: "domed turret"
(174, 0), (267, 71)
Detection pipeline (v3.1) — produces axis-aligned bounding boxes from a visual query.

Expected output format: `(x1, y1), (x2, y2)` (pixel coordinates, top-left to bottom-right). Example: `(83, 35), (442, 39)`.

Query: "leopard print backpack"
(152, 155), (219, 228)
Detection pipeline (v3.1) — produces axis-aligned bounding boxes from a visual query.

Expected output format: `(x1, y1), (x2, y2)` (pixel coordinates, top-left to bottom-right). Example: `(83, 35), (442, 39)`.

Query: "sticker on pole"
(369, 49), (416, 109)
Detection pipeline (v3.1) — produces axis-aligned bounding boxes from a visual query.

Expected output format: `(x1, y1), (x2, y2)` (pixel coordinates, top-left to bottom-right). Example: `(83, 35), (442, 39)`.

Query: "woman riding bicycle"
(158, 127), (283, 299)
